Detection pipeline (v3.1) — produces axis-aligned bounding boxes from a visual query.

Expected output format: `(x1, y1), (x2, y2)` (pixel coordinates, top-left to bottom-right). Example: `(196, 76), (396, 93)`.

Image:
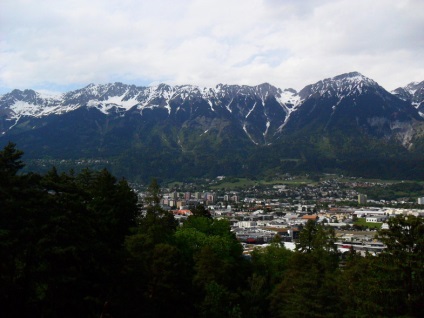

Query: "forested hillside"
(1, 143), (423, 317)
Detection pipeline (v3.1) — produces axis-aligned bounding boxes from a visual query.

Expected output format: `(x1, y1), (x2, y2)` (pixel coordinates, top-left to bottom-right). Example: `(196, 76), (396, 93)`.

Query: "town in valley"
(135, 174), (424, 255)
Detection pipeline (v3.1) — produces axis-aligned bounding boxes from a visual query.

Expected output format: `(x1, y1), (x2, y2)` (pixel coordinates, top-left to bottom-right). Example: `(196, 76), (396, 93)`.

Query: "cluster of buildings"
(138, 177), (424, 255)
(155, 191), (239, 209)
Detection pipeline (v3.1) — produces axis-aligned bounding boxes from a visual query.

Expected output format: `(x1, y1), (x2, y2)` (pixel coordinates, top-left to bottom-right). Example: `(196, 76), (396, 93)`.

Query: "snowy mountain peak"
(299, 72), (381, 100)
(402, 81), (424, 96)
(392, 81), (424, 110)
(332, 71), (374, 83)
(392, 81), (424, 100)
(322, 71), (378, 89)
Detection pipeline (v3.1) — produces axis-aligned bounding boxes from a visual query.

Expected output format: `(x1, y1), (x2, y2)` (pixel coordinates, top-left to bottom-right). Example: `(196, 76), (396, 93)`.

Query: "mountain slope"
(0, 82), (296, 146)
(1, 72), (423, 181)
(256, 73), (424, 179)
(281, 72), (422, 152)
(0, 82), (298, 180)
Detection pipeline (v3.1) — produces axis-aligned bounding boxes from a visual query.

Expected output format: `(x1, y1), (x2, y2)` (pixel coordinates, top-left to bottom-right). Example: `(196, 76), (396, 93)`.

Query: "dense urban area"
(137, 175), (424, 255)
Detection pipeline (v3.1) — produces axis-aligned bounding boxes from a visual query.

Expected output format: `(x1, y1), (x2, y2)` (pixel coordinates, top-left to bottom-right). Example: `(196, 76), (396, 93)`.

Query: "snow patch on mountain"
(246, 102), (257, 119)
(277, 88), (300, 116)
(243, 123), (258, 145)
(264, 120), (270, 136)
(86, 94), (140, 114)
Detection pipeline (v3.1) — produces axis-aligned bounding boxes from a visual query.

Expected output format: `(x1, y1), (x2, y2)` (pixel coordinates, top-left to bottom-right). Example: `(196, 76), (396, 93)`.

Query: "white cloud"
(1, 0), (423, 94)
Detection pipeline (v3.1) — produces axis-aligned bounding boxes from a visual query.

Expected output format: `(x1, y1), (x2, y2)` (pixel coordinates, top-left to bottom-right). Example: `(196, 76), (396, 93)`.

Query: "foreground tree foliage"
(0, 143), (139, 317)
(270, 222), (341, 318)
(376, 215), (424, 316)
(1, 143), (423, 317)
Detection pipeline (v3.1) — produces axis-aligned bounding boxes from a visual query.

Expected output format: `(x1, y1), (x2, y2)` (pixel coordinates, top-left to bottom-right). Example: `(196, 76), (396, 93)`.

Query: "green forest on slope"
(1, 143), (424, 317)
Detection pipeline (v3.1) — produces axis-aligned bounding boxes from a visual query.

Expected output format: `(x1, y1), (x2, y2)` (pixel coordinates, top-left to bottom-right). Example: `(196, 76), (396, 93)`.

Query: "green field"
(209, 178), (257, 189)
(209, 177), (315, 190)
(354, 218), (383, 229)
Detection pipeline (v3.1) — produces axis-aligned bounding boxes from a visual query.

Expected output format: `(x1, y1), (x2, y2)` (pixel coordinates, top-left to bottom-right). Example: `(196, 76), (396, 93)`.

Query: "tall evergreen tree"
(377, 215), (424, 316)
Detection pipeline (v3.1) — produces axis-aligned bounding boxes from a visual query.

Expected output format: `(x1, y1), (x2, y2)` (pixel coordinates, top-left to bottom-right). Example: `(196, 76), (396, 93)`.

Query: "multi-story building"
(206, 193), (215, 203)
(358, 194), (367, 204)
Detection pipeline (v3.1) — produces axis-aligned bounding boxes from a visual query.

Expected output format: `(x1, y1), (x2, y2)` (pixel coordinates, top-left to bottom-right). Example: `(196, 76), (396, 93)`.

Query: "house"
(301, 215), (318, 221)
(172, 209), (193, 216)
(236, 221), (257, 228)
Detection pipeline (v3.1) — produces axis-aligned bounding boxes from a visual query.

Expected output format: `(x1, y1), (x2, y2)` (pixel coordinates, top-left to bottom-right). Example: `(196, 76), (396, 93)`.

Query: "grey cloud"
(0, 0), (423, 93)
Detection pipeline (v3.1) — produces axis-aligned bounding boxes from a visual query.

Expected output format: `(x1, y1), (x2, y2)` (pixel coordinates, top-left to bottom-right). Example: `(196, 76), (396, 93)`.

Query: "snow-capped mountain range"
(1, 71), (422, 124)
(0, 82), (299, 119)
(1, 71), (423, 181)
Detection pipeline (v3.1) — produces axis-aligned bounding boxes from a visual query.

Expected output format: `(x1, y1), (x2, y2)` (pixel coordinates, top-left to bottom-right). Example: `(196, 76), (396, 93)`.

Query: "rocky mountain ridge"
(392, 80), (424, 112)
(1, 72), (423, 181)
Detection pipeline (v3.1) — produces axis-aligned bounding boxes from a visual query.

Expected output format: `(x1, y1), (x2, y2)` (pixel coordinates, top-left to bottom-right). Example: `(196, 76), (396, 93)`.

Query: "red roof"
(172, 209), (193, 216)
(301, 215), (318, 220)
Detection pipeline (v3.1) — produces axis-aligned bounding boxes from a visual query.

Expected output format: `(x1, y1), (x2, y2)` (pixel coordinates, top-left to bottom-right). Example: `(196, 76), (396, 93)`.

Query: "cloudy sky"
(1, 0), (423, 94)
